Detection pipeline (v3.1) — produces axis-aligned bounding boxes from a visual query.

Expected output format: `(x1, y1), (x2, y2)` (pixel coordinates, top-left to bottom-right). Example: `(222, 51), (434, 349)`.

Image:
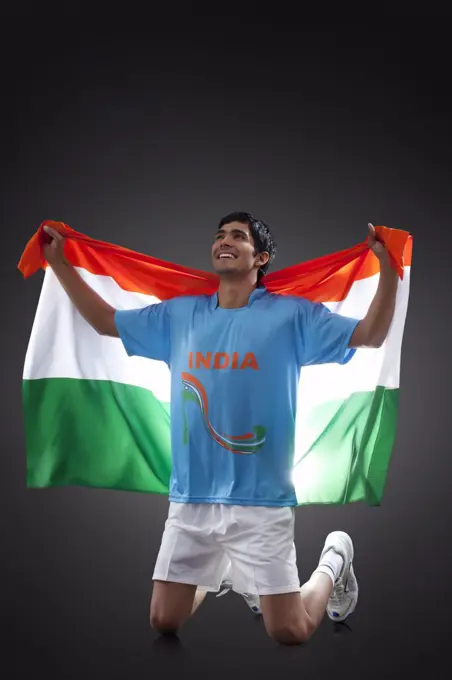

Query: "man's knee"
(266, 619), (314, 646)
(150, 611), (182, 636)
(149, 580), (197, 635)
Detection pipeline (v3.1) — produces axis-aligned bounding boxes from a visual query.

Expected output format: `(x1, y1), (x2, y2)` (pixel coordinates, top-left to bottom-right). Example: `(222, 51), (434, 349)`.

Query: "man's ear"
(256, 251), (270, 268)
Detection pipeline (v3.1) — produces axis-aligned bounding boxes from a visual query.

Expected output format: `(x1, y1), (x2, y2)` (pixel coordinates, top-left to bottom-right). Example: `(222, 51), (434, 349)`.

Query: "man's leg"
(149, 502), (230, 636)
(260, 573), (333, 644)
(260, 531), (358, 645)
(150, 582), (208, 635)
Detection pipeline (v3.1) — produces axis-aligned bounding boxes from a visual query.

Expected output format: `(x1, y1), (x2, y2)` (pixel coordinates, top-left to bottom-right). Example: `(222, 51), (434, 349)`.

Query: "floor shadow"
(152, 633), (186, 651)
(332, 620), (354, 636)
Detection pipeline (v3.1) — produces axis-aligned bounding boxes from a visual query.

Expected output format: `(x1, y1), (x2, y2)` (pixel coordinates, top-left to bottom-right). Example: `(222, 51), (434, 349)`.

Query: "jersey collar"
(209, 286), (267, 311)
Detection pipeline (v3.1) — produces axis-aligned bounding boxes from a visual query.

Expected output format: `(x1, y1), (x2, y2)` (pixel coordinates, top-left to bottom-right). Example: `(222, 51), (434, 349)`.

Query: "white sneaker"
(241, 591), (262, 615)
(217, 579), (262, 615)
(320, 531), (358, 622)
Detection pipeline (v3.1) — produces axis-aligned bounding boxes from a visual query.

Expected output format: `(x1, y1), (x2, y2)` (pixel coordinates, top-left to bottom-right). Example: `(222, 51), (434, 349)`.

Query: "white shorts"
(152, 502), (300, 596)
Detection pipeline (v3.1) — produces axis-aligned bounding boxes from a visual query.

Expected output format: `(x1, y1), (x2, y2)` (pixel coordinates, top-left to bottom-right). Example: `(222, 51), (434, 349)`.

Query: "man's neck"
(217, 277), (258, 309)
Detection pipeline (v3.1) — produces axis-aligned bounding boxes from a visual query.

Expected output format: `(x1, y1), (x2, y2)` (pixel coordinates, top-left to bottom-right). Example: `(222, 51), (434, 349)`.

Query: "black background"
(2, 13), (452, 680)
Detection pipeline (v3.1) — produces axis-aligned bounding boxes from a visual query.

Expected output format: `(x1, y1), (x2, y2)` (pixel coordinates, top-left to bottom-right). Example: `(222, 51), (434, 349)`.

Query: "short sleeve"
(114, 301), (171, 363)
(295, 299), (360, 367)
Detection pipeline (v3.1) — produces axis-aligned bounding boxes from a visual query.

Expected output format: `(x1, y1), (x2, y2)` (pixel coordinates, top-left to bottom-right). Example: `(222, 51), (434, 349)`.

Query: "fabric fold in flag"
(18, 220), (412, 505)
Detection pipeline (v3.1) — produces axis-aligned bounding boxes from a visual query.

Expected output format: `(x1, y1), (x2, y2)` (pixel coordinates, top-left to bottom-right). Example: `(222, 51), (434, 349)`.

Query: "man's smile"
(216, 249), (238, 260)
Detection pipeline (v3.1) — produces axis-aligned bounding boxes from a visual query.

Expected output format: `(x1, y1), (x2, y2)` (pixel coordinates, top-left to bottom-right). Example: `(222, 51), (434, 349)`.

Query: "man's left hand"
(367, 223), (389, 262)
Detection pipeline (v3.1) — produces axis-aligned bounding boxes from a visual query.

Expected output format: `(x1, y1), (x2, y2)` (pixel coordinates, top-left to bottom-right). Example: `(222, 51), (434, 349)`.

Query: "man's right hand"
(42, 225), (67, 267)
(40, 224), (119, 337)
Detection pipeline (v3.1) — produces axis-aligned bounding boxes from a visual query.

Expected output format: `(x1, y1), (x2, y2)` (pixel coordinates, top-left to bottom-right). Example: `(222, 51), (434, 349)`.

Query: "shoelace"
(216, 582), (255, 603)
(216, 582), (262, 614)
(329, 579), (345, 607)
(216, 580), (233, 598)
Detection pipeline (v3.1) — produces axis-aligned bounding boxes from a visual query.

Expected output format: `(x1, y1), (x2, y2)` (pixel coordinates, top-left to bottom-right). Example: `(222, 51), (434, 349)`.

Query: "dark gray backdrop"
(2, 17), (451, 680)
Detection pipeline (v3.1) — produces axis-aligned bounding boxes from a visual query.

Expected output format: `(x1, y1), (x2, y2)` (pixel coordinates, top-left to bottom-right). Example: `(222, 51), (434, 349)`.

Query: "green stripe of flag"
(294, 386), (398, 505)
(23, 378), (398, 505)
(23, 378), (171, 493)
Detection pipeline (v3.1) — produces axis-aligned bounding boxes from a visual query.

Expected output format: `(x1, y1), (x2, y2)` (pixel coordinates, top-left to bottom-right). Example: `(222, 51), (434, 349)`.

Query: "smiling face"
(211, 221), (269, 281)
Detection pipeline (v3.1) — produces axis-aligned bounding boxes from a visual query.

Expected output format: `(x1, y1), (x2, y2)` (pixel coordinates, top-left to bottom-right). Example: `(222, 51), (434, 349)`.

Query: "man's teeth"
(219, 253), (235, 259)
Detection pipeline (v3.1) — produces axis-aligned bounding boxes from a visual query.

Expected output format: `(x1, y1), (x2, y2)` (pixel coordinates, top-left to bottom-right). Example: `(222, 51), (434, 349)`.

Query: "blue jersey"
(115, 288), (360, 507)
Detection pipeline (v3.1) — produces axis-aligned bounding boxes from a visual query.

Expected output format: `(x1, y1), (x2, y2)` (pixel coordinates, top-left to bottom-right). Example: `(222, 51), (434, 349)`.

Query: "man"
(42, 212), (398, 645)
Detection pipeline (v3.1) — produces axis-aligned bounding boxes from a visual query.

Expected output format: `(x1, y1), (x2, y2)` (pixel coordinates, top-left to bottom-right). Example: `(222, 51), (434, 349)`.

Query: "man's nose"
(219, 235), (234, 247)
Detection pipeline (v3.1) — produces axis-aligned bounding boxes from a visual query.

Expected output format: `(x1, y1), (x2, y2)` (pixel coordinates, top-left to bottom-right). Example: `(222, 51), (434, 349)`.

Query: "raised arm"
(349, 223), (399, 349)
(42, 225), (118, 337)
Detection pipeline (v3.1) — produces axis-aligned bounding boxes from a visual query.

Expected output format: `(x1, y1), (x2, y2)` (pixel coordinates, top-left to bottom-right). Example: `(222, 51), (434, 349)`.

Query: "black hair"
(217, 211), (277, 280)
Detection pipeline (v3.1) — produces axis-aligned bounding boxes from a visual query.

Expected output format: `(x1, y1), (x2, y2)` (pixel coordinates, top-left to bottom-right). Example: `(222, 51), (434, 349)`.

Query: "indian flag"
(19, 221), (412, 506)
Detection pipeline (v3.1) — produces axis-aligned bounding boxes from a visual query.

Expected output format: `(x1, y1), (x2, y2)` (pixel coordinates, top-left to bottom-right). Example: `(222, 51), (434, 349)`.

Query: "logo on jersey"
(181, 371), (266, 455)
